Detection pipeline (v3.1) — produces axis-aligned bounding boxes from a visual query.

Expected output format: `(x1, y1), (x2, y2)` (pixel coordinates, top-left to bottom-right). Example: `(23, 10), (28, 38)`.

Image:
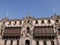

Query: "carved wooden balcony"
(2, 27), (21, 39)
(33, 26), (56, 39)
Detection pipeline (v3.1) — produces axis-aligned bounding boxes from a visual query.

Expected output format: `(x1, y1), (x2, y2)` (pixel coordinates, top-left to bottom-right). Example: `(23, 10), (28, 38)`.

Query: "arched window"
(41, 20), (44, 24)
(27, 27), (30, 33)
(56, 19), (59, 23)
(48, 20), (51, 23)
(19, 21), (22, 24)
(14, 21), (16, 25)
(8, 21), (11, 25)
(27, 20), (29, 23)
(35, 20), (38, 24)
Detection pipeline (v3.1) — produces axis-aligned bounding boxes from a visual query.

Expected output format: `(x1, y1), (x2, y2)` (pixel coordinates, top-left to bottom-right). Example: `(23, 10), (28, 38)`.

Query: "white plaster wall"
(5, 21), (9, 27)
(32, 19), (55, 26)
(44, 20), (48, 25)
(38, 20), (41, 26)
(5, 21), (23, 27)
(32, 20), (36, 25)
(21, 20), (24, 24)
(4, 19), (56, 27)
(0, 22), (2, 25)
(59, 19), (60, 22)
(50, 19), (55, 25)
(16, 21), (20, 26)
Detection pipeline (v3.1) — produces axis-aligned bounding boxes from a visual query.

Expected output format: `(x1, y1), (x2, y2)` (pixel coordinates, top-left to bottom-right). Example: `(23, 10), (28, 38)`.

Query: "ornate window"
(56, 19), (59, 23)
(41, 20), (44, 24)
(8, 21), (11, 25)
(27, 20), (29, 23)
(14, 21), (16, 25)
(48, 20), (51, 23)
(19, 21), (21, 24)
(27, 27), (30, 33)
(35, 20), (38, 24)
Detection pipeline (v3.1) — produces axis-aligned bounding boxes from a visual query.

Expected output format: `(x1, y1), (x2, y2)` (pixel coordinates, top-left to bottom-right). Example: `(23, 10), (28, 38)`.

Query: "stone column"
(59, 39), (60, 45)
(19, 39), (21, 45)
(13, 40), (17, 45)
(6, 40), (11, 45)
(39, 40), (43, 45)
(32, 40), (36, 45)
(54, 39), (57, 45)
(46, 40), (51, 45)
(0, 39), (4, 45)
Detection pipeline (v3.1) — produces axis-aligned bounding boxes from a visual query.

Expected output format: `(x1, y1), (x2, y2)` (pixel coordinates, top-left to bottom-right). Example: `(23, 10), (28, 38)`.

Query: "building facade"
(0, 15), (60, 45)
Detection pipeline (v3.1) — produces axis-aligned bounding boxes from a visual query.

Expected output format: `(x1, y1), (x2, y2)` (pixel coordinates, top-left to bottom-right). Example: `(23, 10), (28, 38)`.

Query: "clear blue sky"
(0, 0), (60, 19)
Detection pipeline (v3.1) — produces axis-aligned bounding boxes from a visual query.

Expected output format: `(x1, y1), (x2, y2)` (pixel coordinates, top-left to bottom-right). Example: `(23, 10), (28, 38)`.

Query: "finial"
(27, 12), (31, 17)
(2, 10), (9, 21)
(53, 8), (56, 16)
(26, 12), (31, 19)
(6, 10), (8, 17)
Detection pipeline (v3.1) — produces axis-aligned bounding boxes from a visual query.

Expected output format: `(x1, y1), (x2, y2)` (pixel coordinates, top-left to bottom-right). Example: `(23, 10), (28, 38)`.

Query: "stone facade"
(0, 15), (60, 45)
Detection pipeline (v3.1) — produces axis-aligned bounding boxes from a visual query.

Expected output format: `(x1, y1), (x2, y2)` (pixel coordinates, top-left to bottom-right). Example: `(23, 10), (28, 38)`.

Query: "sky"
(0, 0), (60, 19)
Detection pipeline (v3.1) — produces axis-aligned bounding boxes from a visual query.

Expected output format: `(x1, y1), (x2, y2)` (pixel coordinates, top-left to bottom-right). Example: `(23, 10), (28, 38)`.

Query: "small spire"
(27, 12), (30, 17)
(6, 10), (8, 17)
(53, 8), (55, 13)
(53, 8), (56, 15)
(2, 10), (9, 21)
(54, 11), (56, 16)
(26, 12), (32, 19)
